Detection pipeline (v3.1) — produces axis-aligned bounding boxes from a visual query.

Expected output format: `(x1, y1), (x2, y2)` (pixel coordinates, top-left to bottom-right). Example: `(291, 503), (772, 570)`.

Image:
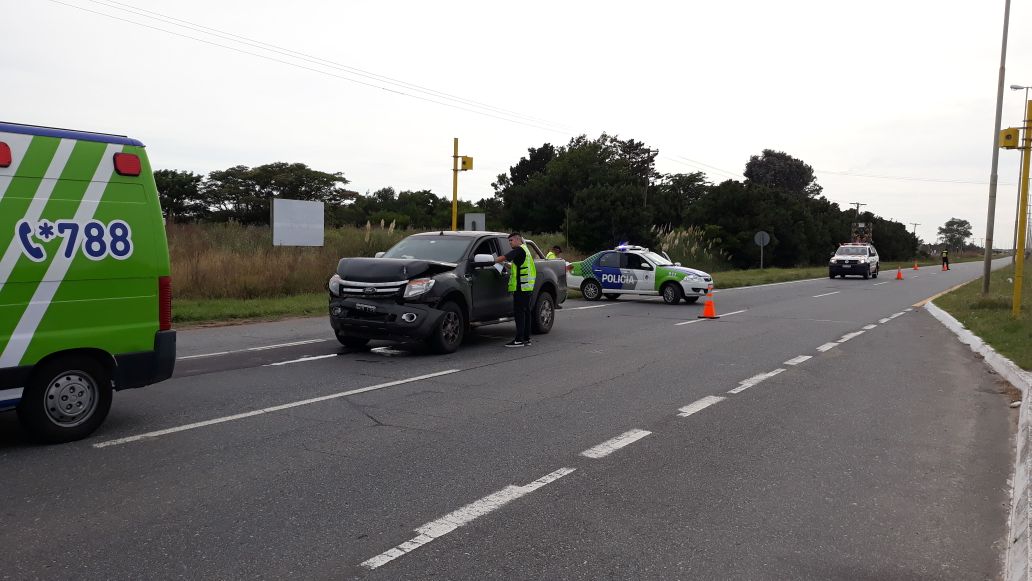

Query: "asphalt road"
(0, 260), (1017, 580)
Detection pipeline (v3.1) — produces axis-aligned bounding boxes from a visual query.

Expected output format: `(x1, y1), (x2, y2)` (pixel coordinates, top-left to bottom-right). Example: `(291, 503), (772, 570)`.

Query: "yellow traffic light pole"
(450, 138), (473, 231)
(1013, 100), (1032, 317)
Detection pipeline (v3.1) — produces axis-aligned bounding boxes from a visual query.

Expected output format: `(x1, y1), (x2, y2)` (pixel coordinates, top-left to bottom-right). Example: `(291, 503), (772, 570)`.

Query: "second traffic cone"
(896, 267), (904, 280)
(698, 290), (720, 319)
(913, 261), (919, 271)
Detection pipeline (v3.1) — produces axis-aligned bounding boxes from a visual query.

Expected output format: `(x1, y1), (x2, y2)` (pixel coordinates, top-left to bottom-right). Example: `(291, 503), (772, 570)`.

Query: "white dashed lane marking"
(580, 429), (652, 459)
(678, 396), (726, 417)
(812, 291), (840, 298)
(728, 369), (785, 394)
(784, 355), (812, 366)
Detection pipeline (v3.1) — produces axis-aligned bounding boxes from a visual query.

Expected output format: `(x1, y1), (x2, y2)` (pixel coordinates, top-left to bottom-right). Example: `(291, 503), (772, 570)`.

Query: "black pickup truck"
(327, 231), (568, 353)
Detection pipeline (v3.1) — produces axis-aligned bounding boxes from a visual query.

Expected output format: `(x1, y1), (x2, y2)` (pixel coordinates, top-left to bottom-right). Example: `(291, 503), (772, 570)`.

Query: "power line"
(816, 168), (1016, 187)
(84, 0), (578, 132)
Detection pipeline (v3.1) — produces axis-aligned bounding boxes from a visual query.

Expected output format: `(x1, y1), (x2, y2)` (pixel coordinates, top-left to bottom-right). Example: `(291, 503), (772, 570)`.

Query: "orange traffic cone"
(942, 263), (947, 271)
(698, 290), (720, 319)
(896, 267), (904, 280)
(913, 261), (919, 271)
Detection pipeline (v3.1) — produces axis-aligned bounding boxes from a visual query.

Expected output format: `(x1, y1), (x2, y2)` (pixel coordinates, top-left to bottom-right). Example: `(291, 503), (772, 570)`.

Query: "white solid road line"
(863, 324), (878, 330)
(360, 467), (576, 570)
(728, 369), (786, 394)
(678, 395), (726, 417)
(838, 331), (865, 343)
(580, 429), (652, 459)
(812, 291), (840, 298)
(817, 342), (839, 352)
(92, 369), (462, 448)
(784, 355), (812, 366)
(564, 304), (614, 311)
(178, 338), (331, 361)
(266, 354), (338, 366)
(873, 281), (890, 286)
(674, 309), (747, 326)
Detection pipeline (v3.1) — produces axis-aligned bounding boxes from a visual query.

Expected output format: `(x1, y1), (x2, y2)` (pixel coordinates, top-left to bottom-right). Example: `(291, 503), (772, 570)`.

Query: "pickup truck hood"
(336, 257), (456, 282)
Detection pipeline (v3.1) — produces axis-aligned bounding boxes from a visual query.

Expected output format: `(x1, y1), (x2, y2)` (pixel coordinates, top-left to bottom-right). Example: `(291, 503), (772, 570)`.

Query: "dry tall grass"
(169, 223), (414, 299)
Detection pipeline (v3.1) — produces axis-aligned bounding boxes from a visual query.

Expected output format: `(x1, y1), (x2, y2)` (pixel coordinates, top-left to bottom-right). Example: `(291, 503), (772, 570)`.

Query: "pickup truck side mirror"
(374, 251), (385, 258)
(472, 253), (496, 266)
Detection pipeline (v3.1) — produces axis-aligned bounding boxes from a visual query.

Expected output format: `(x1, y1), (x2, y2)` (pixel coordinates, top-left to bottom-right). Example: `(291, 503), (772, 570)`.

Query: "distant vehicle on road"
(328, 231), (567, 353)
(567, 244), (713, 304)
(0, 122), (176, 443)
(829, 243), (881, 279)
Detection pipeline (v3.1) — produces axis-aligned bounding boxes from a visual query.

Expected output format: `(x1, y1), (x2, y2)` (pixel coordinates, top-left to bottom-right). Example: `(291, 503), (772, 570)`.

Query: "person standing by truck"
(495, 233), (537, 347)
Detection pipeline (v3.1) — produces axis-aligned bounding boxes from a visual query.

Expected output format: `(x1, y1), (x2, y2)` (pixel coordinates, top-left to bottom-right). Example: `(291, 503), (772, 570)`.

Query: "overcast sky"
(7, 0), (1032, 246)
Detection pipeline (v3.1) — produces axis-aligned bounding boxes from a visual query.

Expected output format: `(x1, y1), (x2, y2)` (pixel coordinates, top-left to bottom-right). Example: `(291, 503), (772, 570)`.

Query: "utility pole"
(850, 202), (867, 219)
(910, 222), (920, 259)
(1013, 99), (1031, 317)
(450, 138), (473, 231)
(982, 0), (1012, 295)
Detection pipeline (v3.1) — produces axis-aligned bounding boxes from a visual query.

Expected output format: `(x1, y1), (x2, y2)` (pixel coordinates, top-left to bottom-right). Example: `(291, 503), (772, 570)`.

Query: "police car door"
(624, 253), (655, 295)
(594, 251), (637, 293)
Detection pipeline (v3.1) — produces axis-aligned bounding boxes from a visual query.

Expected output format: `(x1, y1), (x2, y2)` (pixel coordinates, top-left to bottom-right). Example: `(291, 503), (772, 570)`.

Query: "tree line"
(155, 134), (960, 267)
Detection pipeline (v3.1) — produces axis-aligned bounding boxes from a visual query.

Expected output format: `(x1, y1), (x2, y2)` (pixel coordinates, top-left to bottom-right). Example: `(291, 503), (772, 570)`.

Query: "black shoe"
(522, 339), (533, 346)
(504, 340), (525, 348)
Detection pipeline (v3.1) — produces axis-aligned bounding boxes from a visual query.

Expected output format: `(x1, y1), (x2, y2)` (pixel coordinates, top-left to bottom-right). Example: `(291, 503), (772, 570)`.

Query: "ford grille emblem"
(363, 287), (377, 295)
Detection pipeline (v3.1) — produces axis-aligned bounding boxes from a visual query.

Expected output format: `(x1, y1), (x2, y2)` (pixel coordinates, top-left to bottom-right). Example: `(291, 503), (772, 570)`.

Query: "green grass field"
(935, 264), (1032, 370)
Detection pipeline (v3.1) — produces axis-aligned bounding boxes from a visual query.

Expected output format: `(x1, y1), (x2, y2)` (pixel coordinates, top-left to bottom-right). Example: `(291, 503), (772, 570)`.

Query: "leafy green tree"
(744, 149), (822, 197)
(568, 183), (651, 251)
(647, 172), (709, 228)
(154, 169), (207, 223)
(202, 162), (351, 224)
(937, 217), (973, 249)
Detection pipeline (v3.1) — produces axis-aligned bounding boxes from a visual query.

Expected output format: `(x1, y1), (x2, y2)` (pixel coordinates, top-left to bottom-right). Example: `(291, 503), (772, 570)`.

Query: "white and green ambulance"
(0, 122), (175, 443)
(568, 244), (713, 304)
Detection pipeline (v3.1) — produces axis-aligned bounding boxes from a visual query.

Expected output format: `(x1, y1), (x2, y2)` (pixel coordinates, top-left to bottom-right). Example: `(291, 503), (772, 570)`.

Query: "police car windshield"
(836, 247), (868, 256)
(382, 237), (468, 263)
(643, 252), (673, 266)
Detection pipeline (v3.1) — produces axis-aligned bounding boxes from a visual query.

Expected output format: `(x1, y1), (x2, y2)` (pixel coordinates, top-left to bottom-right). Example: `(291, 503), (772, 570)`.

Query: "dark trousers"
(513, 291), (531, 342)
(942, 257), (950, 269)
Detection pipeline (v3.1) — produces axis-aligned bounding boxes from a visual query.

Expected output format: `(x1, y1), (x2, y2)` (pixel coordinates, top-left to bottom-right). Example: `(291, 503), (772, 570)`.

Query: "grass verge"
(935, 264), (1031, 370)
(175, 293), (325, 326)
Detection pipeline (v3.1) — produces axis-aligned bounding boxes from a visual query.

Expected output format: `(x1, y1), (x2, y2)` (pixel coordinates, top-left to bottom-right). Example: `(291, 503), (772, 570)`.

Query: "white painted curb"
(925, 301), (1032, 581)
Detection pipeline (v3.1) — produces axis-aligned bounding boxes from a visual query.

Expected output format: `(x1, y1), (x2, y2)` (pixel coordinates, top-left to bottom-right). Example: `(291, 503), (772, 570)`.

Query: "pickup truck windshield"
(836, 247), (868, 256)
(382, 237), (470, 263)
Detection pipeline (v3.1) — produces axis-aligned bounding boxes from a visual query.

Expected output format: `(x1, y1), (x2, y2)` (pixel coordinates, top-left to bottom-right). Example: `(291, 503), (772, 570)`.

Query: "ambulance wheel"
(581, 279), (602, 301)
(335, 333), (369, 349)
(604, 294), (620, 301)
(683, 296), (699, 304)
(17, 355), (112, 444)
(428, 301), (465, 354)
(662, 283), (683, 305)
(531, 292), (555, 335)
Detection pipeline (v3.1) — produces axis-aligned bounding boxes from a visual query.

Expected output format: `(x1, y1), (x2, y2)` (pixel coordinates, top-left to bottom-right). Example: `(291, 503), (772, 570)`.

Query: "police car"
(567, 245), (713, 304)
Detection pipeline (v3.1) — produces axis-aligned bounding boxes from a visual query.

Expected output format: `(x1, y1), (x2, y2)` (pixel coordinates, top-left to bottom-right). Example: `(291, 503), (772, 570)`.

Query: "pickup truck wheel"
(17, 355), (112, 444)
(581, 279), (602, 301)
(428, 301), (465, 354)
(872, 267), (879, 278)
(604, 293), (620, 301)
(661, 283), (683, 305)
(532, 292), (555, 334)
(335, 333), (369, 349)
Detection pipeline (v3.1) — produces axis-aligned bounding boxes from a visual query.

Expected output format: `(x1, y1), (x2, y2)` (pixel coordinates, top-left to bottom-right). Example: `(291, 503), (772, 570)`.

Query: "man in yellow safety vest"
(495, 232), (537, 347)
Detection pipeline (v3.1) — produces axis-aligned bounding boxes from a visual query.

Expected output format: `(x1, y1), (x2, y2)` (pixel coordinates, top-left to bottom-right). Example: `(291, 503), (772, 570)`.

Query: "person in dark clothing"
(941, 248), (950, 270)
(495, 232), (535, 347)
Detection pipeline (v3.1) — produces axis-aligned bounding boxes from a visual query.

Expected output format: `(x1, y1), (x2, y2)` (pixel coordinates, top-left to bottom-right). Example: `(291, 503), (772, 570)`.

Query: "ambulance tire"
(581, 279), (603, 301)
(428, 301), (465, 354)
(661, 282), (683, 305)
(604, 294), (620, 301)
(683, 296), (699, 304)
(18, 355), (112, 444)
(531, 292), (556, 335)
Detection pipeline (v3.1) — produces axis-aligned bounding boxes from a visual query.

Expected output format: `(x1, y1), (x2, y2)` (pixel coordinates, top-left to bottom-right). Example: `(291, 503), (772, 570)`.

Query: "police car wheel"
(532, 292), (555, 334)
(662, 283), (683, 304)
(428, 301), (465, 354)
(581, 280), (602, 301)
(604, 294), (620, 301)
(17, 355), (112, 444)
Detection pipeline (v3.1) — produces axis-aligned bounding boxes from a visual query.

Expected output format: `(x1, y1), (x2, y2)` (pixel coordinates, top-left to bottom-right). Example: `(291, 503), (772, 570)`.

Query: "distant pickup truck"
(327, 231), (568, 353)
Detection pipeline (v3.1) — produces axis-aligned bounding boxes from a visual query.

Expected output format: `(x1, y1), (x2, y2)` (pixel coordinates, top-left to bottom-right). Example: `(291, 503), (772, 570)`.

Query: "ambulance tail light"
(158, 276), (173, 331)
(113, 152), (141, 176)
(0, 142), (11, 168)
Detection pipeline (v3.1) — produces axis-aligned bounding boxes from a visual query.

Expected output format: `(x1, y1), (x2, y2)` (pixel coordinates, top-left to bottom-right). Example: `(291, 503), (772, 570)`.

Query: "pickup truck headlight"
(328, 273), (342, 295)
(404, 278), (435, 299)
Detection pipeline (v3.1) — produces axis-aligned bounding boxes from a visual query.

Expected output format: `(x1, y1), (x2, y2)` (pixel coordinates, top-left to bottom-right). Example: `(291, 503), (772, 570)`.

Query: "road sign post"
(754, 230), (770, 269)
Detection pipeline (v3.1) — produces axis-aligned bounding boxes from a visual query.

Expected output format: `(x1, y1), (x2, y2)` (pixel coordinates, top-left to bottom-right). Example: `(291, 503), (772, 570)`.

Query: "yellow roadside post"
(1013, 101), (1032, 317)
(450, 138), (474, 231)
